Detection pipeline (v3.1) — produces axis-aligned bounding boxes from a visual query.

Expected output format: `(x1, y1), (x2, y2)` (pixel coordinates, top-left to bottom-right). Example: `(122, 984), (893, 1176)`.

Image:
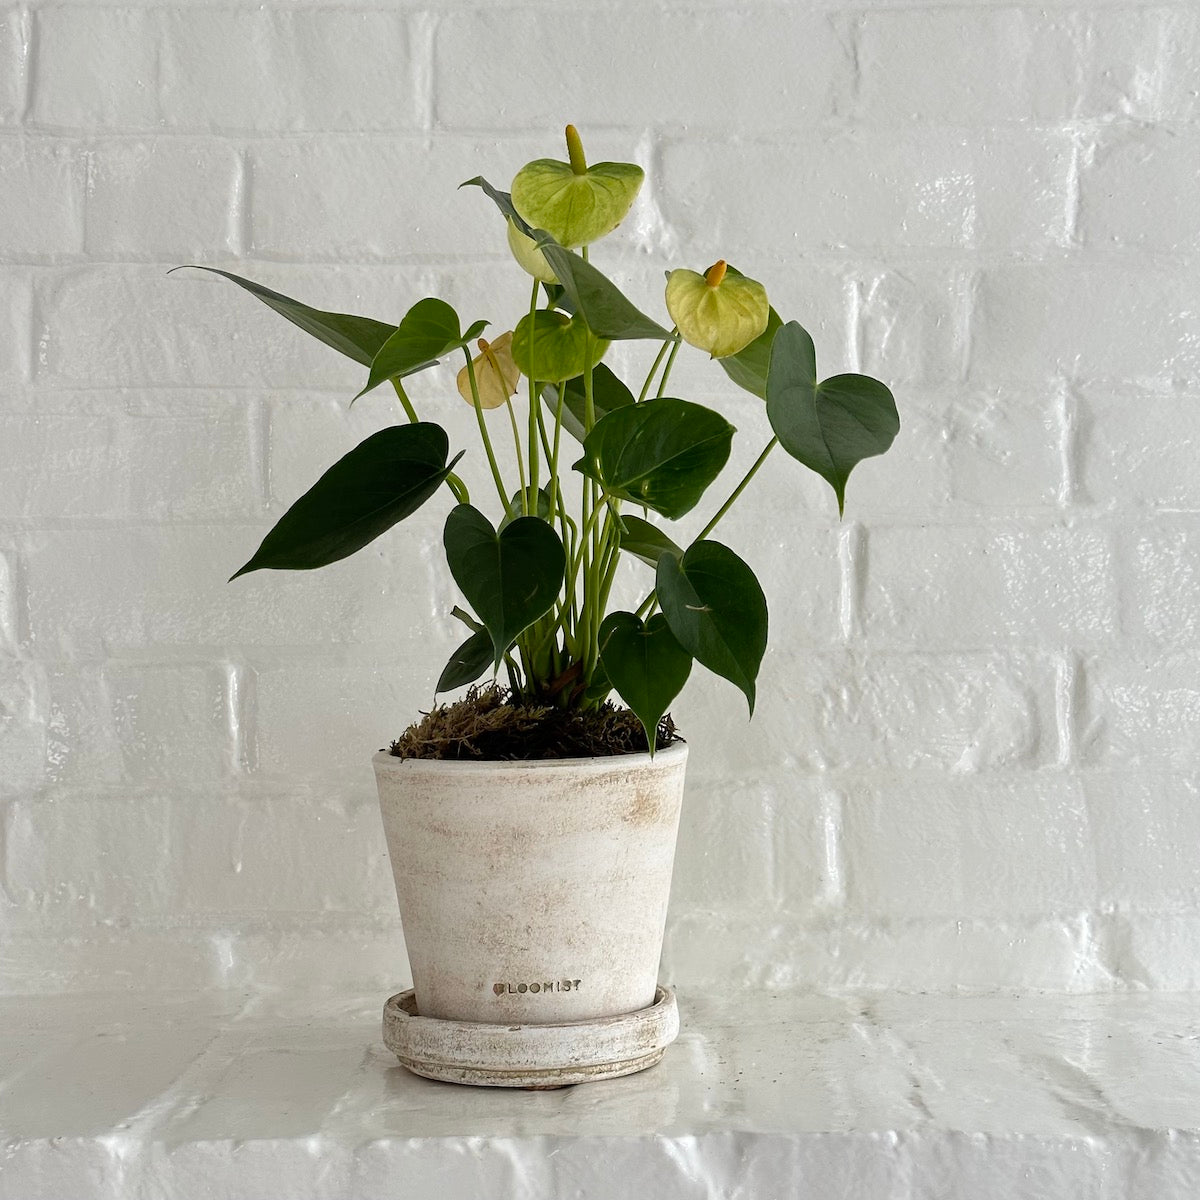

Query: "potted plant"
(176, 126), (899, 1087)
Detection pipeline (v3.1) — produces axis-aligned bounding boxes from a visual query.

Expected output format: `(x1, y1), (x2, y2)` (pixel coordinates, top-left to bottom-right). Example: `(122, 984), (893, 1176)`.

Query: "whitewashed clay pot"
(373, 743), (687, 1085)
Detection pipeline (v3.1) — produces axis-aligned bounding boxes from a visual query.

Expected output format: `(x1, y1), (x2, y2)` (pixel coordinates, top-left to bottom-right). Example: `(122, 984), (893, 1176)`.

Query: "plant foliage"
(179, 126), (900, 750)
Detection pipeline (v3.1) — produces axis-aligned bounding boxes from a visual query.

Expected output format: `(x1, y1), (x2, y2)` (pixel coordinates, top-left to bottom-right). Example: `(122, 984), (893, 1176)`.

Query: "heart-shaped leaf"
(656, 540), (768, 715)
(437, 628), (494, 693)
(512, 310), (604, 382)
(719, 301), (782, 400)
(232, 423), (460, 578)
(541, 363), (634, 443)
(766, 321), (899, 515)
(574, 397), (734, 520)
(598, 611), (692, 751)
(171, 266), (395, 367)
(356, 297), (488, 401)
(512, 158), (644, 248)
(443, 504), (566, 668)
(618, 515), (683, 568)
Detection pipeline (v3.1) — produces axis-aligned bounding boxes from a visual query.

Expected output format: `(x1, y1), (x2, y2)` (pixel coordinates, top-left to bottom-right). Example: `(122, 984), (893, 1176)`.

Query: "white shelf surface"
(2, 989), (1199, 1198)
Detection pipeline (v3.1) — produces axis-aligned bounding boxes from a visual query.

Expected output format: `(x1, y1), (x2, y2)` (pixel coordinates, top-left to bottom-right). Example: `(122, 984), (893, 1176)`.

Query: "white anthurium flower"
(456, 332), (520, 410)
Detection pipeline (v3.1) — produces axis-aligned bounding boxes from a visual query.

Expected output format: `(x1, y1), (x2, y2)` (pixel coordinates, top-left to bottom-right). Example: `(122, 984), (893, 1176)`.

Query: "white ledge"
(2, 989), (1199, 1198)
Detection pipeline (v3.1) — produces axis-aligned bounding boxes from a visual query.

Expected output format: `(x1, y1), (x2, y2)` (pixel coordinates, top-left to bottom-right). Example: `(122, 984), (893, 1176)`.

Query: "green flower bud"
(665, 261), (770, 359)
(512, 310), (606, 382)
(506, 218), (558, 284)
(511, 124), (644, 249)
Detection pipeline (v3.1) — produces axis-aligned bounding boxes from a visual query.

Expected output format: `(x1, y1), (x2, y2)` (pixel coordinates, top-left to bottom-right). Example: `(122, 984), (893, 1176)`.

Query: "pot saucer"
(383, 985), (679, 1088)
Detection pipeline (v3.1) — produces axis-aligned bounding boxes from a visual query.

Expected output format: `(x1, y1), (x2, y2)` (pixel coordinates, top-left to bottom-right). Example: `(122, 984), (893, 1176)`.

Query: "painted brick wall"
(1, 1), (1197, 996)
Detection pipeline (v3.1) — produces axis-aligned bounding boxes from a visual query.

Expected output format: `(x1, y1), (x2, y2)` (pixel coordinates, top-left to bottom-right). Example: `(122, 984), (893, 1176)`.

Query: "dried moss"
(389, 685), (681, 761)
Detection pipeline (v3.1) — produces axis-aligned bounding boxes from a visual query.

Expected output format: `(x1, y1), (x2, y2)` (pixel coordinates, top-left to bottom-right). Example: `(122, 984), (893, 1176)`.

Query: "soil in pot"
(389, 684), (681, 761)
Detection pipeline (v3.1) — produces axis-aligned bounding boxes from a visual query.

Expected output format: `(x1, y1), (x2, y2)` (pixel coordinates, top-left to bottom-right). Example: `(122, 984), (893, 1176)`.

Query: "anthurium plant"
(177, 127), (899, 751)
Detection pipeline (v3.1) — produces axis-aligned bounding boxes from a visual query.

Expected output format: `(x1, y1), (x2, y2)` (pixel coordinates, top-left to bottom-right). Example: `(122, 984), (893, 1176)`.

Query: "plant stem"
(525, 280), (541, 513)
(503, 392), (527, 503)
(636, 333), (678, 404)
(393, 377), (469, 505)
(655, 338), (682, 398)
(391, 377), (420, 423)
(631, 438), (779, 624)
(461, 349), (510, 509)
(695, 437), (778, 541)
(546, 381), (566, 521)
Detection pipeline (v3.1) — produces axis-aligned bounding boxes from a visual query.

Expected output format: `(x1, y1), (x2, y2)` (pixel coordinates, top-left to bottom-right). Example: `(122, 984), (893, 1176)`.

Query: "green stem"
(462, 349), (510, 509)
(637, 333), (678, 404)
(503, 392), (527, 503)
(631, 437), (779, 623)
(525, 281), (541, 514)
(391, 377), (420, 423)
(695, 437), (778, 541)
(655, 338), (682, 398)
(393, 377), (469, 505)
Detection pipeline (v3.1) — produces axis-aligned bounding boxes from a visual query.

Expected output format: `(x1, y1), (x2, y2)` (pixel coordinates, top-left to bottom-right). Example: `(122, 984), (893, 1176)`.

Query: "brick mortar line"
(4, 119), (1195, 140)
(8, 250), (1199, 268)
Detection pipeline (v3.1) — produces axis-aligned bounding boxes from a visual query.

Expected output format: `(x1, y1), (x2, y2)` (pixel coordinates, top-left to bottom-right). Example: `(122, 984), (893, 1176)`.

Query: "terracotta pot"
(373, 743), (687, 1025)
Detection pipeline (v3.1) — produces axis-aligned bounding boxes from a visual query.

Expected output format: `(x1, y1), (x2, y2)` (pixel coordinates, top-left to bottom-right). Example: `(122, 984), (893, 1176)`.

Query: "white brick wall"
(1, 0), (1198, 998)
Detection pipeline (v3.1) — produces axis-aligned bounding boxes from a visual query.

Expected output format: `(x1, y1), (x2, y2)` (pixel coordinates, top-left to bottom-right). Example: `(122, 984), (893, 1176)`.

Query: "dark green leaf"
(541, 363), (635, 443)
(437, 629), (494, 693)
(170, 266), (395, 367)
(618, 515), (683, 568)
(766, 321), (899, 515)
(460, 177), (531, 234)
(656, 540), (767, 715)
(232, 423), (459, 578)
(719, 305), (782, 399)
(598, 611), (692, 751)
(532, 234), (671, 342)
(443, 504), (566, 668)
(356, 298), (487, 401)
(573, 397), (734, 519)
(451, 605), (484, 633)
(542, 282), (575, 315)
(498, 485), (553, 531)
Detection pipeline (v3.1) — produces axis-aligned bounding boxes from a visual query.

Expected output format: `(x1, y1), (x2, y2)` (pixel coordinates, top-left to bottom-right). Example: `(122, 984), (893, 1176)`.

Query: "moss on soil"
(389, 685), (681, 761)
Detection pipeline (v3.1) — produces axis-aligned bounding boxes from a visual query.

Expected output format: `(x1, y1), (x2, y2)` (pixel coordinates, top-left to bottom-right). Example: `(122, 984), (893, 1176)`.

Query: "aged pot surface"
(373, 742), (687, 1024)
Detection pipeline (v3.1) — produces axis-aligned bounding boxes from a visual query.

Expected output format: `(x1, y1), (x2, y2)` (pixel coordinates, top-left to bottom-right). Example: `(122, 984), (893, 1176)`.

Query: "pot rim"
(372, 739), (688, 774)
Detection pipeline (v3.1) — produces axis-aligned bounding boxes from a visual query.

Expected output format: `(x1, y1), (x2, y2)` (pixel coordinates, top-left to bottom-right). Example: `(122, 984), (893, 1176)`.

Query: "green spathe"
(512, 309), (604, 382)
(507, 218), (558, 283)
(511, 141), (643, 249)
(665, 263), (769, 359)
